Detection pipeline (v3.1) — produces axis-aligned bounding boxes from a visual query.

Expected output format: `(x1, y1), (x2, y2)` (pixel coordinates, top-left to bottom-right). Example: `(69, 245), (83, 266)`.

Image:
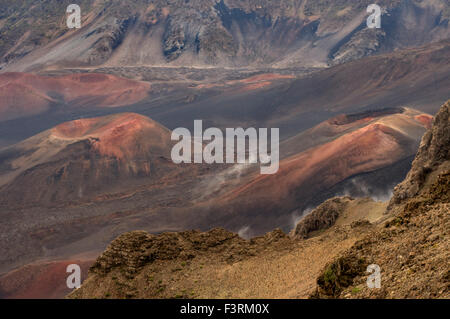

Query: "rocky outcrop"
(90, 229), (246, 276)
(90, 227), (291, 277)
(68, 228), (292, 298)
(389, 101), (450, 209)
(292, 197), (354, 239)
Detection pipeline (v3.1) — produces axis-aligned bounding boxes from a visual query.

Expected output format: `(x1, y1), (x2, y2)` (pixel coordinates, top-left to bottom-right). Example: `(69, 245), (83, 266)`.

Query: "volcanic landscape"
(0, 0), (449, 298)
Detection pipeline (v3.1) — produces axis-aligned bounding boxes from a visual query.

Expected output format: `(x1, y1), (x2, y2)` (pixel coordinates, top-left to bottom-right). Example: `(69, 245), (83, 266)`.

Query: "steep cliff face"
(1, 0), (449, 71)
(389, 101), (450, 209)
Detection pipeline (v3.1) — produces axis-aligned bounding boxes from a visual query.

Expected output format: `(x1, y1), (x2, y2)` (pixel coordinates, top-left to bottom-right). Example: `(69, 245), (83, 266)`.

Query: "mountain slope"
(1, 0), (449, 71)
(0, 112), (215, 274)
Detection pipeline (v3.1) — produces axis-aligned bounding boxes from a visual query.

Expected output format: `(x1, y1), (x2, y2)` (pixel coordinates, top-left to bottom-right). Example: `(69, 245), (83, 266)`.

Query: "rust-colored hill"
(205, 108), (432, 234)
(0, 113), (178, 206)
(0, 72), (150, 121)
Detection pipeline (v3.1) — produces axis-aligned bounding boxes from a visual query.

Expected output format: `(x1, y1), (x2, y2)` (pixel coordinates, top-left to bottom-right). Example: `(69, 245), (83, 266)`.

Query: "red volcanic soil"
(0, 72), (151, 121)
(0, 79), (55, 120)
(0, 259), (93, 299)
(232, 73), (294, 92)
(195, 73), (294, 91)
(238, 73), (294, 83)
(52, 113), (170, 160)
(414, 114), (433, 129)
(223, 123), (414, 204)
(240, 81), (273, 92)
(0, 112), (179, 206)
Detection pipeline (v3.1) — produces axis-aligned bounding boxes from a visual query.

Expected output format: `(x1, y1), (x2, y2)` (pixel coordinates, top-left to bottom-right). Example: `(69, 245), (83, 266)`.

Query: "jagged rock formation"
(389, 100), (450, 209)
(89, 228), (290, 277)
(292, 197), (354, 239)
(69, 228), (293, 299)
(0, 72), (151, 121)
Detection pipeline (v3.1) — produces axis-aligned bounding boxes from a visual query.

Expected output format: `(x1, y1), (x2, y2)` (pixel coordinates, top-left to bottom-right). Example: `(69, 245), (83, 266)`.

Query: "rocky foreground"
(69, 101), (449, 299)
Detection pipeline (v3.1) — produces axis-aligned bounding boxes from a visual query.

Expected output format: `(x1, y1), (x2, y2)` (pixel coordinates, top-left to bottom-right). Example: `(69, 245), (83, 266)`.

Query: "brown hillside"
(68, 196), (387, 299)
